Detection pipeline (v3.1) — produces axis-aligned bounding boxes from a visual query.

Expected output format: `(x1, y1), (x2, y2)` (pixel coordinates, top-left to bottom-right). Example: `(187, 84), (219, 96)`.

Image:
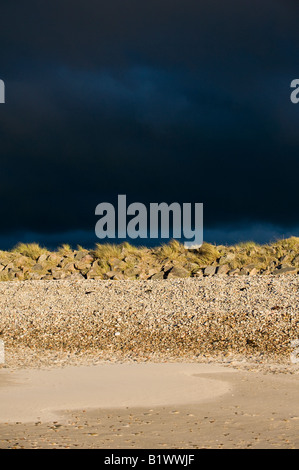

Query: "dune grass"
(11, 242), (48, 260)
(1, 237), (297, 276)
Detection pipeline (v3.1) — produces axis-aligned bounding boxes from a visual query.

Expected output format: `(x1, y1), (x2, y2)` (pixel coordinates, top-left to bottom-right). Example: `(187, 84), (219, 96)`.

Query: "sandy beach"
(0, 363), (234, 424)
(0, 360), (298, 449)
(0, 276), (298, 449)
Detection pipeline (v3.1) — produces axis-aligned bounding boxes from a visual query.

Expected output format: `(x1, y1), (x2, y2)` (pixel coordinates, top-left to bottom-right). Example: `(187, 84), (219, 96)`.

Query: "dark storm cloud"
(0, 0), (298, 246)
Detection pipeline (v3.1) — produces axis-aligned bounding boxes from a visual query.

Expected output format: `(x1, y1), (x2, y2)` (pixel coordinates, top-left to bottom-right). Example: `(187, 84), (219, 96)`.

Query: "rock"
(244, 264), (257, 270)
(31, 263), (44, 272)
(14, 256), (34, 269)
(279, 255), (289, 263)
(216, 264), (230, 275)
(183, 262), (200, 273)
(115, 261), (128, 271)
(104, 271), (118, 279)
(204, 266), (216, 276)
(162, 262), (174, 273)
(167, 266), (190, 278)
(27, 273), (42, 280)
(85, 261), (103, 279)
(15, 272), (25, 280)
(228, 268), (240, 276)
(147, 268), (161, 277)
(61, 262), (75, 272)
(240, 265), (257, 275)
(124, 255), (138, 264)
(280, 263), (292, 269)
(123, 267), (140, 278)
(37, 253), (48, 263)
(74, 259), (92, 271)
(74, 251), (89, 262)
(108, 257), (122, 269)
(239, 268), (248, 275)
(47, 253), (64, 264)
(79, 254), (94, 264)
(86, 270), (101, 280)
(193, 269), (203, 277)
(273, 266), (297, 275)
(150, 272), (164, 280)
(261, 269), (271, 275)
(58, 258), (72, 268)
(5, 263), (14, 269)
(112, 273), (125, 280)
(292, 254), (299, 266)
(8, 267), (21, 274)
(50, 268), (68, 279)
(67, 273), (85, 280)
(219, 253), (235, 264)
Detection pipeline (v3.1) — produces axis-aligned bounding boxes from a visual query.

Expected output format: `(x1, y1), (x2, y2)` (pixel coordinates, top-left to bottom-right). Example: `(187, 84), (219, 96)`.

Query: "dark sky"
(0, 0), (298, 248)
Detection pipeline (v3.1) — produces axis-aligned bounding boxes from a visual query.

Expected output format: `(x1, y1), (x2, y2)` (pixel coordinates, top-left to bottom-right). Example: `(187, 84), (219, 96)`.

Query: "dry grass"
(155, 239), (186, 262)
(11, 243), (47, 260)
(92, 243), (123, 260)
(1, 237), (298, 276)
(273, 236), (299, 254)
(58, 244), (73, 255)
(194, 243), (220, 266)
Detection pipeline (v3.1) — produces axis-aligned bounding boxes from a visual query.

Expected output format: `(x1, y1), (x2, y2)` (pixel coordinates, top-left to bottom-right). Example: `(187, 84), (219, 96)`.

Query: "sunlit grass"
(11, 243), (47, 260)
(0, 237), (297, 277)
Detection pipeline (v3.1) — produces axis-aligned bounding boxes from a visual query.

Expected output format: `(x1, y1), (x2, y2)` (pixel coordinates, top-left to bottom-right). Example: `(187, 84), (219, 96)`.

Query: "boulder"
(292, 254), (299, 266)
(31, 263), (44, 272)
(167, 266), (190, 278)
(204, 266), (216, 276)
(216, 264), (230, 275)
(273, 266), (297, 275)
(150, 272), (164, 280)
(37, 253), (48, 263)
(193, 269), (203, 277)
(228, 268), (240, 276)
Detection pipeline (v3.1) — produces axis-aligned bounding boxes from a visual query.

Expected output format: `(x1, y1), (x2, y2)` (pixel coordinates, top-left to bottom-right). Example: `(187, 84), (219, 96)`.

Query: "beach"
(0, 361), (298, 449)
(0, 276), (298, 449)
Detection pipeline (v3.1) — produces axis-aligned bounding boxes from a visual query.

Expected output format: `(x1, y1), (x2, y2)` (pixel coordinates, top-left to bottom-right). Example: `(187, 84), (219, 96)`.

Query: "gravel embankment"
(0, 276), (298, 361)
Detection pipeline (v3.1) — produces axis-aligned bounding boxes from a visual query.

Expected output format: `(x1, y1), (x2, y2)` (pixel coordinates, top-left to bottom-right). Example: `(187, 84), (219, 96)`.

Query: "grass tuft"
(11, 243), (47, 260)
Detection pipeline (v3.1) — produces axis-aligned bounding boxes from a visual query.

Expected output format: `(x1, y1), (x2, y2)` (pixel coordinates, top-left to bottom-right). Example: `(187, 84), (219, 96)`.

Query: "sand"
(0, 363), (234, 423)
(0, 277), (298, 448)
(0, 361), (299, 449)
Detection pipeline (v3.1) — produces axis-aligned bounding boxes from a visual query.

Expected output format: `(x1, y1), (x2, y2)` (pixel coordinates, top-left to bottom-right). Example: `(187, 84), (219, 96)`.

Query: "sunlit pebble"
(0, 277), (298, 367)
